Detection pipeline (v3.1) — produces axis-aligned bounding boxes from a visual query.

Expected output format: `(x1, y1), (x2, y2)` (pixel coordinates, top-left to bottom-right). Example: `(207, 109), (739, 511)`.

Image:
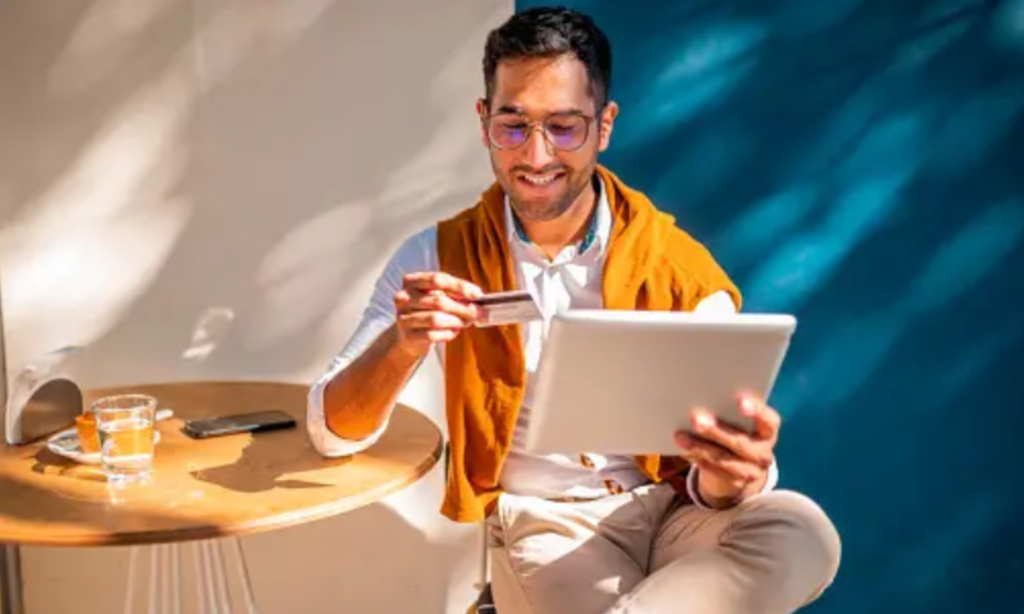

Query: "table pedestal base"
(124, 538), (259, 614)
(1, 539), (257, 614)
(1, 544), (24, 614)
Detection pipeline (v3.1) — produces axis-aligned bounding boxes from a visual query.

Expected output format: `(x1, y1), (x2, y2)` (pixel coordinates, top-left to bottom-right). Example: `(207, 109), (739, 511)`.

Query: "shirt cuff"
(306, 372), (389, 458)
(686, 458), (779, 510)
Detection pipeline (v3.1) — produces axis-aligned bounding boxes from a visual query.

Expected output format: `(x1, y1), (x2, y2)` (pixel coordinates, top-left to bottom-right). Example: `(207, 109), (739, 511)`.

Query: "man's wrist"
(695, 472), (760, 510)
(387, 324), (429, 363)
(687, 461), (779, 510)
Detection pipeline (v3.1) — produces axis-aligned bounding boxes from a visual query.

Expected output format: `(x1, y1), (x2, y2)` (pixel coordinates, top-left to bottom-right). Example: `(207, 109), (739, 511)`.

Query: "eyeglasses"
(484, 113), (594, 152)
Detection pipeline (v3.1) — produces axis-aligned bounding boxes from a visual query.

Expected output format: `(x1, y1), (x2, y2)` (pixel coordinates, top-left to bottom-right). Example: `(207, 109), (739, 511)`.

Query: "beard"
(494, 159), (596, 223)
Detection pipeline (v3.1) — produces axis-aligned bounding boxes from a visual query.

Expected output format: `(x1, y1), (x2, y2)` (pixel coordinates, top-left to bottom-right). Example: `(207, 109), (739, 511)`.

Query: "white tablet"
(523, 310), (797, 456)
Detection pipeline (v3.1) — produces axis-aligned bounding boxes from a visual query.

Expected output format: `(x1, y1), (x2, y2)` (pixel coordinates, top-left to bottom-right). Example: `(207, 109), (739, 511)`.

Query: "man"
(308, 6), (840, 614)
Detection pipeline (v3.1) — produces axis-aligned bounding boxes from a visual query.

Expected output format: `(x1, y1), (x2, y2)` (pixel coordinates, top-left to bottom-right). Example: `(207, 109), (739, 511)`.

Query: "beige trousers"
(486, 484), (841, 614)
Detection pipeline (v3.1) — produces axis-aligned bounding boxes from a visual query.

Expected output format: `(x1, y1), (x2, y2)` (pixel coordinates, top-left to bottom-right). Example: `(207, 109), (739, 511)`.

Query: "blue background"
(516, 1), (1024, 612)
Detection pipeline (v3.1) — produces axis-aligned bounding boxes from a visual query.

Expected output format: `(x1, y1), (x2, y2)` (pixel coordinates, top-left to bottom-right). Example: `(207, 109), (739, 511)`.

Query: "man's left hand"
(674, 395), (780, 509)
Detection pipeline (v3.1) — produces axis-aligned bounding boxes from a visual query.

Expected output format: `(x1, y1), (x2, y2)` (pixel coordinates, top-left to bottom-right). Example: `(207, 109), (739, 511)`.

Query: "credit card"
(471, 290), (542, 327)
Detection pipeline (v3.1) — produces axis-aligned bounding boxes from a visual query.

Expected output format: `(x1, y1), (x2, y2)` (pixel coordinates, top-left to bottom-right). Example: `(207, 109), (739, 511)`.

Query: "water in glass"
(93, 395), (157, 485)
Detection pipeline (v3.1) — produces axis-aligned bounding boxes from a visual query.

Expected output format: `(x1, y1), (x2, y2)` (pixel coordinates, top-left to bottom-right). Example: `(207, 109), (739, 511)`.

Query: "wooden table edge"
(1, 439), (442, 548)
(0, 409), (444, 548)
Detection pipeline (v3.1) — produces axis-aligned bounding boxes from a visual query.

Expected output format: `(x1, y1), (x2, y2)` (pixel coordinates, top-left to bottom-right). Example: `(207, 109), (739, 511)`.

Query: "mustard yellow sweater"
(436, 165), (742, 523)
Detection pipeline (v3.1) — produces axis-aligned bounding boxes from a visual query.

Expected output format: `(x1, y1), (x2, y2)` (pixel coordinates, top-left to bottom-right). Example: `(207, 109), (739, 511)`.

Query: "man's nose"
(523, 126), (556, 168)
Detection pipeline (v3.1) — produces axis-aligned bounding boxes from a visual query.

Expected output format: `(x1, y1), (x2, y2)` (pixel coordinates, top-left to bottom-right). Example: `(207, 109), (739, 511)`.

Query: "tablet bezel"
(523, 310), (797, 456)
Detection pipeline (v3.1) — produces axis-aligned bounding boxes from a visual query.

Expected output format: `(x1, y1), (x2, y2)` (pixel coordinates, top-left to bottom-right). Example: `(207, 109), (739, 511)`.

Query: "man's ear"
(476, 98), (490, 149)
(598, 101), (619, 152)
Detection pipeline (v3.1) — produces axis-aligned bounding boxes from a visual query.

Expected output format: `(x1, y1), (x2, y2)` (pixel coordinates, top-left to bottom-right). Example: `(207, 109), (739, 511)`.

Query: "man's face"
(477, 55), (618, 222)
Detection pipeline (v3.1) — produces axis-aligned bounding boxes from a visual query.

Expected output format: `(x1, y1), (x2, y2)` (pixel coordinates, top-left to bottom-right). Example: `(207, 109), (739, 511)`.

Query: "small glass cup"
(92, 394), (157, 485)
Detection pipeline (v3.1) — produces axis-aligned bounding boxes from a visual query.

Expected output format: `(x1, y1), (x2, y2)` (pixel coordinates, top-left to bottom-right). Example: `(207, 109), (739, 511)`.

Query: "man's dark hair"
(482, 6), (612, 110)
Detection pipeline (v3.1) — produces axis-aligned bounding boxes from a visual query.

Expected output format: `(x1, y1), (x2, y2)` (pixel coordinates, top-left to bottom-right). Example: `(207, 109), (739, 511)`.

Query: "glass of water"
(92, 394), (157, 485)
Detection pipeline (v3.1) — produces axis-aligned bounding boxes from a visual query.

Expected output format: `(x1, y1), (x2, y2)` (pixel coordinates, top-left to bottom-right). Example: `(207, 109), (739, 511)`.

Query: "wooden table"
(0, 381), (443, 613)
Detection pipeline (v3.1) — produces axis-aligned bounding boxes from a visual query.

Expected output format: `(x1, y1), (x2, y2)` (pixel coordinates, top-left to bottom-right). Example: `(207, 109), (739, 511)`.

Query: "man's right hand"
(393, 272), (483, 356)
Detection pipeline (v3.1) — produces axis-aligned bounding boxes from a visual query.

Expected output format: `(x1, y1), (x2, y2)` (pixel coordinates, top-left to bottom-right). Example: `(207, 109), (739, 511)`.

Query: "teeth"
(522, 173), (558, 185)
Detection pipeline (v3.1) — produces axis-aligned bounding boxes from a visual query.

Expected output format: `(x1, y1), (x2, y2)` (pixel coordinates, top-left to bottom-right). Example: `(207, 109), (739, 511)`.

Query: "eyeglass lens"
(488, 115), (588, 150)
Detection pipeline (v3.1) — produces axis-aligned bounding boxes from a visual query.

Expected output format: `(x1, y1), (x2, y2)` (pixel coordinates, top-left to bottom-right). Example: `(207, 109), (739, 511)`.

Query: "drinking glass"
(92, 394), (157, 485)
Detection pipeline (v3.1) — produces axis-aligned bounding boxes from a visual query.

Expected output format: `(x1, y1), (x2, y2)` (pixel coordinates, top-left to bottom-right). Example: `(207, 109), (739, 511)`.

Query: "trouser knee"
(732, 490), (841, 606)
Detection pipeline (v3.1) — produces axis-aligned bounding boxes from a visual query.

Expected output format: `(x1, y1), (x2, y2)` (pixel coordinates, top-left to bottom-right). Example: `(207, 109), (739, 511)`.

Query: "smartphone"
(182, 409), (297, 439)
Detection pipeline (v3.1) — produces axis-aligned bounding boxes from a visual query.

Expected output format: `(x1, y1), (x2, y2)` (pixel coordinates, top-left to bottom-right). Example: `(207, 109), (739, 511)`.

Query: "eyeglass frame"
(481, 110), (600, 152)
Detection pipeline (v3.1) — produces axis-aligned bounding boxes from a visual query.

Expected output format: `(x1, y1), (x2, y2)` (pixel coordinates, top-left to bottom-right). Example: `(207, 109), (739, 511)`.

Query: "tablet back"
(524, 310), (797, 456)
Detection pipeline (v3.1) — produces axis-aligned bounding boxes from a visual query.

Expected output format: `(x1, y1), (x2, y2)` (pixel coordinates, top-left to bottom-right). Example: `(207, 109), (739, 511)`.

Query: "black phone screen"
(183, 410), (296, 439)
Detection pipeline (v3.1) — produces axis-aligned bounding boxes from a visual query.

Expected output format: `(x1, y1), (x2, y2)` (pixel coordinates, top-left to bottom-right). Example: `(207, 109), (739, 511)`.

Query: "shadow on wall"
(513, 1), (1024, 613)
(0, 0), (509, 613)
(0, 0), (501, 387)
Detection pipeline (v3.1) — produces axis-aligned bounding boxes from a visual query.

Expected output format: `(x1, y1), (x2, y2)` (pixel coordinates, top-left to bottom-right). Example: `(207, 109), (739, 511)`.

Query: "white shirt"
(307, 178), (777, 506)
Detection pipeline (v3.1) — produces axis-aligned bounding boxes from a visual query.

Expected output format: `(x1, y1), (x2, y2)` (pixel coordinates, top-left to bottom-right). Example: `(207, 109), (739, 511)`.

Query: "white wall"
(0, 0), (511, 611)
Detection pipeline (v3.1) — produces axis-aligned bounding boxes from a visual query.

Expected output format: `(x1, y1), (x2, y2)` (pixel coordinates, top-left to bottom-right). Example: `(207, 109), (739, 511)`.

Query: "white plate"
(46, 409), (174, 465)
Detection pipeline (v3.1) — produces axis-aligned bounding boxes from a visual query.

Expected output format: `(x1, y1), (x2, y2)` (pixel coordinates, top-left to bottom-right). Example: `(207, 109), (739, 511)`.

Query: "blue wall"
(517, 1), (1024, 612)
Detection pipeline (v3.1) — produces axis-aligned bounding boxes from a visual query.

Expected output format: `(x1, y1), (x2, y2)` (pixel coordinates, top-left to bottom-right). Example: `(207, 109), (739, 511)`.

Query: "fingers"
(675, 432), (764, 483)
(739, 394), (781, 441)
(399, 310), (467, 331)
(403, 272), (484, 300)
(692, 459), (758, 495)
(395, 288), (478, 321)
(395, 310), (465, 351)
(394, 273), (484, 351)
(423, 329), (459, 343)
(688, 409), (774, 469)
(675, 397), (782, 504)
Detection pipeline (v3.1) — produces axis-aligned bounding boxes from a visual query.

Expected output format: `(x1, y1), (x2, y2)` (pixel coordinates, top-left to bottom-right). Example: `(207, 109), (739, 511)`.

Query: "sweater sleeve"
(664, 226), (743, 312)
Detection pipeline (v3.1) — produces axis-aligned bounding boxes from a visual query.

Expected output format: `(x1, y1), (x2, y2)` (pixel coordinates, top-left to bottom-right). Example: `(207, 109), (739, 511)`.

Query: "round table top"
(0, 381), (443, 547)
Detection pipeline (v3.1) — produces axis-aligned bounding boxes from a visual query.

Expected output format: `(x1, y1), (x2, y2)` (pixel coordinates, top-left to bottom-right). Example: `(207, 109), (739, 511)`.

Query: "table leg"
(226, 539), (258, 614)
(124, 538), (258, 614)
(1, 544), (24, 614)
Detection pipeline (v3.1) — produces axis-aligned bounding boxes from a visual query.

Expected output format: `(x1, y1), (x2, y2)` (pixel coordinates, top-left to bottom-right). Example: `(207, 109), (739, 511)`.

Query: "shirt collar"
(504, 175), (612, 257)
